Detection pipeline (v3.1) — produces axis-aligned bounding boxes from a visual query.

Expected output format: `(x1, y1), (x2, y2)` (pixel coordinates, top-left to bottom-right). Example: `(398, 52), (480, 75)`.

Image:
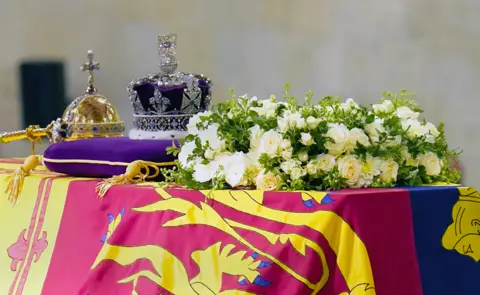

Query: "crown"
(127, 33), (212, 140)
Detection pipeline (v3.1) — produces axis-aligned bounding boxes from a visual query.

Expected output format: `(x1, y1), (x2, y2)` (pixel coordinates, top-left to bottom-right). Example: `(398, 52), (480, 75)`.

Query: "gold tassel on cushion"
(96, 160), (174, 199)
(5, 155), (41, 205)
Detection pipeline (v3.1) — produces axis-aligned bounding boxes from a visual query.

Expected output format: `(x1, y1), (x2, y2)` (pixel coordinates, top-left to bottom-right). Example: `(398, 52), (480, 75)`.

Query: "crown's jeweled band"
(132, 114), (192, 132)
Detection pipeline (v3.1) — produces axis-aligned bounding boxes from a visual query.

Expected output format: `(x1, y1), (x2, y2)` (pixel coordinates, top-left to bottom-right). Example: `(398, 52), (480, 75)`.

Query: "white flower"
(306, 161), (318, 175)
(198, 123), (226, 152)
(337, 155), (362, 187)
(281, 149), (293, 160)
(253, 99), (278, 118)
(300, 133), (315, 146)
(255, 170), (281, 191)
(281, 139), (291, 150)
(325, 124), (349, 156)
(258, 130), (283, 157)
(209, 153), (232, 177)
(277, 118), (289, 133)
(224, 152), (252, 187)
(280, 159), (301, 174)
(280, 111), (306, 130)
(364, 119), (385, 143)
(204, 149), (215, 160)
(418, 152), (441, 176)
(359, 155), (382, 187)
(306, 116), (321, 129)
(316, 154), (335, 172)
(384, 135), (402, 148)
(425, 122), (439, 143)
(298, 151), (309, 162)
(401, 147), (419, 166)
(346, 128), (370, 152)
(425, 122), (440, 137)
(396, 106), (419, 119)
(249, 125), (265, 151)
(178, 141), (197, 168)
(291, 167), (307, 180)
(193, 163), (213, 183)
(401, 119), (427, 138)
(339, 98), (360, 110)
(186, 111), (211, 134)
(379, 158), (399, 183)
(372, 100), (394, 114)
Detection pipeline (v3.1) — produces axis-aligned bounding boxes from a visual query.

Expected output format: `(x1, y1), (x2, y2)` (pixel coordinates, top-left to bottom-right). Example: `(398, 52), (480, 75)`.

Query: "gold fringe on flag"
(5, 155), (41, 206)
(96, 160), (176, 199)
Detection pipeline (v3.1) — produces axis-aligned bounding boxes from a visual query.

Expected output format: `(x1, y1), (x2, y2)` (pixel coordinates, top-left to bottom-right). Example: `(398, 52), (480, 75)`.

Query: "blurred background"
(0, 0), (478, 186)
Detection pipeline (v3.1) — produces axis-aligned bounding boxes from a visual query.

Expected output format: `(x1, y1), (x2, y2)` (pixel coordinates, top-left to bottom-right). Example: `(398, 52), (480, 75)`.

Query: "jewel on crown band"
(132, 114), (192, 132)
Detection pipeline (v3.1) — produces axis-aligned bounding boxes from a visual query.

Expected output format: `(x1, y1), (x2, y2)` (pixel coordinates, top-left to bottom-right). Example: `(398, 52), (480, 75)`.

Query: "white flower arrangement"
(164, 86), (461, 191)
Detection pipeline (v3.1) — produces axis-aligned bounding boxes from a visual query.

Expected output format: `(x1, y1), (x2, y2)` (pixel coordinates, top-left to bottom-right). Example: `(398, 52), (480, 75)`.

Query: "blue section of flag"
(408, 186), (480, 294)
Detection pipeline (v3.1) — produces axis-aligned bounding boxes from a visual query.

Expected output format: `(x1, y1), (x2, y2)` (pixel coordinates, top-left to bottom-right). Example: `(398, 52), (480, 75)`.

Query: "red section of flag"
(42, 183), (422, 295)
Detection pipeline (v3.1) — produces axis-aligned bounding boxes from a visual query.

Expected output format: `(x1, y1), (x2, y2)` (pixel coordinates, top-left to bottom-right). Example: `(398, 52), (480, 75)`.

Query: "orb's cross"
(81, 50), (100, 94)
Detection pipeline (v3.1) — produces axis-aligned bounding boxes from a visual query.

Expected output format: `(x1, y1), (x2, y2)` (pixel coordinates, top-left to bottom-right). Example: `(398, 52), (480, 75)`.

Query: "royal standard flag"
(0, 159), (479, 294)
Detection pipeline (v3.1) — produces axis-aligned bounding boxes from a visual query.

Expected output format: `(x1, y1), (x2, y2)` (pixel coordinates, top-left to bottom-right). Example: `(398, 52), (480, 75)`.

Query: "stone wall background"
(0, 0), (479, 186)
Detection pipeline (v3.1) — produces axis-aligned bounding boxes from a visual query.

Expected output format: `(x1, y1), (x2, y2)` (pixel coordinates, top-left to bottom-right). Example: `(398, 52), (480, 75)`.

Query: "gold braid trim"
(96, 160), (176, 199)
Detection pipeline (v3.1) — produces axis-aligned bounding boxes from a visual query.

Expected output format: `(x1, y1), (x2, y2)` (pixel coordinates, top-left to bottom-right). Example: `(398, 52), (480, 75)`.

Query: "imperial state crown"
(127, 33), (212, 140)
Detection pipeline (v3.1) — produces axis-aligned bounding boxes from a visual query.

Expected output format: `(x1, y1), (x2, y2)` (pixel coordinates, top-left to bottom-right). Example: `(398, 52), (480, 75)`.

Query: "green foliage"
(161, 87), (462, 191)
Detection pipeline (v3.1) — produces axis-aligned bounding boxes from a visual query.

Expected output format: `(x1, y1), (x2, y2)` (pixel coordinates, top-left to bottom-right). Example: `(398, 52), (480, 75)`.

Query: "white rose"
(186, 111), (211, 134)
(300, 133), (315, 146)
(204, 149), (215, 160)
(425, 122), (440, 137)
(401, 147), (419, 166)
(291, 167), (307, 180)
(198, 123), (226, 152)
(384, 135), (402, 148)
(178, 141), (197, 168)
(224, 152), (252, 187)
(339, 98), (359, 110)
(379, 159), (399, 183)
(346, 128), (370, 152)
(209, 153), (232, 178)
(193, 163), (213, 183)
(316, 154), (335, 172)
(358, 155), (382, 187)
(298, 151), (309, 162)
(325, 124), (349, 156)
(306, 161), (318, 175)
(306, 116), (321, 129)
(255, 170), (281, 191)
(418, 152), (441, 176)
(249, 125), (265, 151)
(364, 119), (385, 143)
(280, 159), (301, 174)
(290, 112), (306, 129)
(396, 106), (419, 119)
(258, 130), (283, 157)
(277, 117), (289, 133)
(372, 100), (394, 114)
(401, 119), (427, 138)
(281, 149), (293, 160)
(337, 155), (362, 187)
(281, 139), (291, 150)
(254, 99), (278, 118)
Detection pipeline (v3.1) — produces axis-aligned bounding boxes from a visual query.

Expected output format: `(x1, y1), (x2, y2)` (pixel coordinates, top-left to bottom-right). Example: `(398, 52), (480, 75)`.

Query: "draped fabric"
(0, 159), (478, 295)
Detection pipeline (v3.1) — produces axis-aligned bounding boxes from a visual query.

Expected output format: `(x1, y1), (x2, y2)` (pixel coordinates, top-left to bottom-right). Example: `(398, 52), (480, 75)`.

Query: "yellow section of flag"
(0, 160), (71, 295)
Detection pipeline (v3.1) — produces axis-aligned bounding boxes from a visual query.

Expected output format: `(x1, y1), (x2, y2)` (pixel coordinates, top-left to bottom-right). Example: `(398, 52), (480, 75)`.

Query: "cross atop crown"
(81, 50), (100, 94)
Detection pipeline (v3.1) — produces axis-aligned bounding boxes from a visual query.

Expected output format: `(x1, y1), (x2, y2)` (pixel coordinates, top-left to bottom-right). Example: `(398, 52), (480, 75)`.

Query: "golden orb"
(62, 93), (125, 141)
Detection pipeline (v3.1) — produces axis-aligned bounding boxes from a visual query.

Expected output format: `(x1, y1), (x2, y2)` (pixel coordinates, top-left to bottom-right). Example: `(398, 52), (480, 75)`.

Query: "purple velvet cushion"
(43, 137), (176, 178)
